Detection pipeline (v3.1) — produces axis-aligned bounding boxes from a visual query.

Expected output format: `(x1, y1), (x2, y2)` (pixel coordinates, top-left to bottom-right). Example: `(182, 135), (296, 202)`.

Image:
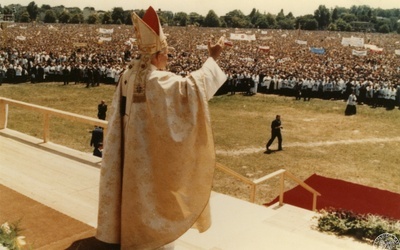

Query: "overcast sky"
(2, 0), (399, 17)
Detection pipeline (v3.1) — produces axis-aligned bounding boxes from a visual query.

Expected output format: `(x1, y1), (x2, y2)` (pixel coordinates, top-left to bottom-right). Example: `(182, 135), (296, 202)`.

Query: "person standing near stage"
(97, 100), (107, 120)
(345, 91), (357, 116)
(96, 6), (227, 249)
(90, 126), (103, 157)
(266, 115), (283, 151)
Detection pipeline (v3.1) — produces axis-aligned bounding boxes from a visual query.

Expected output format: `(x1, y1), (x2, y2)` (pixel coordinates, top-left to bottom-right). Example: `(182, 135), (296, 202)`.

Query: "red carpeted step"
(265, 174), (400, 220)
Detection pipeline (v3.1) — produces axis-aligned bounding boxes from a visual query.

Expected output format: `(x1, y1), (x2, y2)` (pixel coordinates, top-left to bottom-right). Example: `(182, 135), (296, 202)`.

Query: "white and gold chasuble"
(96, 57), (227, 249)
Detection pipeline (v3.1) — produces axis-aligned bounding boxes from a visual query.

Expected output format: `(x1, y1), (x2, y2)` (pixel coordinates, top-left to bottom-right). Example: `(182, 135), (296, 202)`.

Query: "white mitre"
(127, 6), (169, 102)
(131, 6), (168, 55)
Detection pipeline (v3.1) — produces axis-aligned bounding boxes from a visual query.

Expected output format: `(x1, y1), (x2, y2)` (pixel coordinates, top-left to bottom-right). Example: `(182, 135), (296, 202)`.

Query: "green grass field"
(1, 82), (400, 204)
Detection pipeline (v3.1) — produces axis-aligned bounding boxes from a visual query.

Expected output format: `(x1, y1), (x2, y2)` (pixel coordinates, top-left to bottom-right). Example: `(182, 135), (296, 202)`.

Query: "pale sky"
(2, 0), (399, 17)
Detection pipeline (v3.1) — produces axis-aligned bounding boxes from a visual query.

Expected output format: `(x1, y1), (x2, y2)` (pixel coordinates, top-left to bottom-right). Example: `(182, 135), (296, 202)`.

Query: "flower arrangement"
(315, 208), (400, 242)
(0, 222), (26, 250)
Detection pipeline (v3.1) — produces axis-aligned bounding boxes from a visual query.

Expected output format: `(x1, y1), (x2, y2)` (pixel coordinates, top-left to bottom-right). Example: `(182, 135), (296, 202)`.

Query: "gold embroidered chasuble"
(96, 57), (227, 249)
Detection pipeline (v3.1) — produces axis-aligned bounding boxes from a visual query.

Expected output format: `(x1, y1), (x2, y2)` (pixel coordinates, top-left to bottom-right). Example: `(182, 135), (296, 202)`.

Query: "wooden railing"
(0, 97), (108, 143)
(0, 97), (320, 210)
(216, 163), (321, 211)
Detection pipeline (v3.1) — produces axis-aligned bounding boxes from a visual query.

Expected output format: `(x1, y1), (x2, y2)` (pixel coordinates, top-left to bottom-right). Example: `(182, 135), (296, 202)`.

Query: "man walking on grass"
(266, 115), (283, 152)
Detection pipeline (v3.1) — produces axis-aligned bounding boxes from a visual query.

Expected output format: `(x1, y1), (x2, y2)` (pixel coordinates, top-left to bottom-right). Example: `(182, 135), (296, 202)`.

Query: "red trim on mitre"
(142, 6), (160, 36)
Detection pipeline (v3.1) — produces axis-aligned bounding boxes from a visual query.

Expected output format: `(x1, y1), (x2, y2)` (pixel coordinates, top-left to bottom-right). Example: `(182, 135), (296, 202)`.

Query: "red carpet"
(265, 174), (400, 220)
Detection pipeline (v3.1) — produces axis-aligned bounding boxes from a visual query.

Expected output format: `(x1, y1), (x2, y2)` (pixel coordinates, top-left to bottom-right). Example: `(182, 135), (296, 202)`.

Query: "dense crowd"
(1, 22), (400, 108)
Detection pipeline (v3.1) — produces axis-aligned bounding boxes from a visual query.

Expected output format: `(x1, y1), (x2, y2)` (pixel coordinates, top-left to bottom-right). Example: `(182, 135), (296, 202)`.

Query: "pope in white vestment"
(96, 6), (227, 250)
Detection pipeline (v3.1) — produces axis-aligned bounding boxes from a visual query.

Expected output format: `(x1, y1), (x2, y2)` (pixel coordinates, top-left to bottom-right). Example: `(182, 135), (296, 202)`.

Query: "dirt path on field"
(216, 136), (400, 156)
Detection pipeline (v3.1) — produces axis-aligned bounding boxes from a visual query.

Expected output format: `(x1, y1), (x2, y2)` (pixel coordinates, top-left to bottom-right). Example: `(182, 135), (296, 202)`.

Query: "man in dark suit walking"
(266, 115), (283, 151)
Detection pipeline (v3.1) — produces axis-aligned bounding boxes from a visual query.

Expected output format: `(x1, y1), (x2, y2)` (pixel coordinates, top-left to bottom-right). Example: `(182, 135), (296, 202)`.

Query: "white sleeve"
(190, 57), (227, 100)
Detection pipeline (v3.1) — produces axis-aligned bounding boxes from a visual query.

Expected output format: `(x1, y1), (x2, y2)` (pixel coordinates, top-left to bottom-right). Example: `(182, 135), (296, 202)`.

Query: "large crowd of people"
(1, 22), (400, 108)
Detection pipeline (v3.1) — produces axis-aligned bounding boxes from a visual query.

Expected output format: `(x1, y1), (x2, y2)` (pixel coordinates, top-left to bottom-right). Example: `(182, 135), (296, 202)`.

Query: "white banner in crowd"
(258, 46), (270, 52)
(99, 37), (112, 42)
(230, 33), (256, 41)
(19, 26), (27, 29)
(99, 28), (114, 34)
(261, 30), (268, 34)
(7, 24), (16, 28)
(364, 44), (383, 52)
(341, 36), (364, 47)
(395, 50), (400, 55)
(352, 50), (367, 56)
(341, 37), (352, 46)
(196, 44), (208, 50)
(16, 36), (26, 41)
(259, 36), (272, 40)
(364, 44), (376, 50)
(295, 40), (307, 45)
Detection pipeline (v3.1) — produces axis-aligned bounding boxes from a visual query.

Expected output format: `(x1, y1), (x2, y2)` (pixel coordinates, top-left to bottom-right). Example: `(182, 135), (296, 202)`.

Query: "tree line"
(1, 2), (400, 33)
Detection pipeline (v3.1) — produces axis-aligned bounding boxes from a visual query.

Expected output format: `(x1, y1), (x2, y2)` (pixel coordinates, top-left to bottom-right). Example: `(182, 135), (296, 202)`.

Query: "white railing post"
(279, 172), (285, 206)
(43, 113), (50, 143)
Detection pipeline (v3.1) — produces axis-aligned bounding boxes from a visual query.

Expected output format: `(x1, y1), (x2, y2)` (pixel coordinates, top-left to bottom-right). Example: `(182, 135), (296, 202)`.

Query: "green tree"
(296, 15), (318, 30)
(41, 4), (51, 10)
(254, 13), (276, 29)
(43, 9), (56, 23)
(276, 9), (285, 22)
(254, 15), (270, 29)
(378, 23), (390, 33)
(173, 12), (188, 26)
(249, 8), (262, 27)
(27, 1), (39, 21)
(122, 10), (132, 25)
(188, 12), (204, 26)
(204, 10), (220, 27)
(265, 13), (277, 28)
(19, 11), (30, 23)
(286, 12), (295, 19)
(87, 13), (98, 24)
(51, 5), (66, 19)
(224, 10), (250, 28)
(156, 10), (173, 26)
(332, 8), (339, 22)
(58, 10), (71, 23)
(2, 6), (12, 14)
(341, 13), (357, 23)
(101, 12), (112, 24)
(70, 13), (84, 24)
(328, 23), (337, 31)
(314, 5), (330, 29)
(278, 18), (295, 29)
(111, 7), (124, 24)
(335, 18), (352, 31)
(374, 18), (394, 32)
